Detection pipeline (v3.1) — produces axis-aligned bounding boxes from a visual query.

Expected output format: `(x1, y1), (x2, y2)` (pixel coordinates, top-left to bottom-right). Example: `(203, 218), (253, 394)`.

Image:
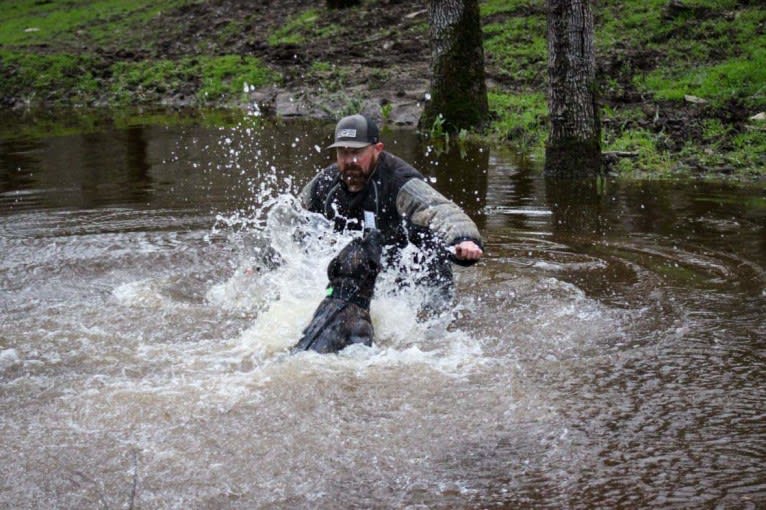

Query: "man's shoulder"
(313, 164), (340, 187)
(379, 151), (424, 182)
(300, 164), (339, 209)
(319, 162), (340, 176)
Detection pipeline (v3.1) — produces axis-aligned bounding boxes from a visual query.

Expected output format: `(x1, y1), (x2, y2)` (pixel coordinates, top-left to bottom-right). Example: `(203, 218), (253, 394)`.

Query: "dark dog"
(293, 229), (383, 354)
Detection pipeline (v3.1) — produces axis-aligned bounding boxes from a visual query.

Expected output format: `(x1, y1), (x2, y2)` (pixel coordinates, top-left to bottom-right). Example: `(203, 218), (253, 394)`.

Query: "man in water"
(299, 114), (483, 310)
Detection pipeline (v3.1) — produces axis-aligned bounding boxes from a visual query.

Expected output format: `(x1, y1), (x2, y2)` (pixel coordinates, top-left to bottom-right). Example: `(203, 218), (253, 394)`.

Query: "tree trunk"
(544, 0), (600, 177)
(326, 0), (359, 8)
(422, 0), (488, 133)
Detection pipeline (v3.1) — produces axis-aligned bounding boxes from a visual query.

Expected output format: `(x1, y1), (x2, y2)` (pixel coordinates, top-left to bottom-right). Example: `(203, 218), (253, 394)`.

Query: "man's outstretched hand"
(453, 240), (483, 261)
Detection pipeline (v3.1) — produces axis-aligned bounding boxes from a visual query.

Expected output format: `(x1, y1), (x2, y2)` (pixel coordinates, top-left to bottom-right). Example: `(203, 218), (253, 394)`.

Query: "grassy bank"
(1, 0), (764, 179)
(481, 0), (766, 179)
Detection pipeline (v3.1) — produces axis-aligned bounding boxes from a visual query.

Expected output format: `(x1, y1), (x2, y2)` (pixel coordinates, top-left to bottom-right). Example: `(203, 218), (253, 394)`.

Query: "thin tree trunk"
(422, 0), (488, 133)
(545, 0), (600, 177)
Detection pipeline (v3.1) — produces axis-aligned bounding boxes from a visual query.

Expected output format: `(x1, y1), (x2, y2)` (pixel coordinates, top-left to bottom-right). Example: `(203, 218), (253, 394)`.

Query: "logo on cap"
(338, 129), (357, 138)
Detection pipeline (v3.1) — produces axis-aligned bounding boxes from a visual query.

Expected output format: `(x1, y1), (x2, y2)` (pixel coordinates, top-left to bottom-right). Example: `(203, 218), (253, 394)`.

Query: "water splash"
(205, 192), (485, 374)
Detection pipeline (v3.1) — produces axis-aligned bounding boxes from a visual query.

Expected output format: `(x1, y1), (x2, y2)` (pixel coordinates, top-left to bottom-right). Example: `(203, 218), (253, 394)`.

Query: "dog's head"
(326, 228), (383, 303)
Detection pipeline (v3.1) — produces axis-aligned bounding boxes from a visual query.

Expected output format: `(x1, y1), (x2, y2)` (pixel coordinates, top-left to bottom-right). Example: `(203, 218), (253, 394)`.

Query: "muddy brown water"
(1, 113), (764, 509)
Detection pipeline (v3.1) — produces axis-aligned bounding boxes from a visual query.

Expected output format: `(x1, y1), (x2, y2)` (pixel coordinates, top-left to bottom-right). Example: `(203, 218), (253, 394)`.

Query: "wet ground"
(1, 114), (765, 508)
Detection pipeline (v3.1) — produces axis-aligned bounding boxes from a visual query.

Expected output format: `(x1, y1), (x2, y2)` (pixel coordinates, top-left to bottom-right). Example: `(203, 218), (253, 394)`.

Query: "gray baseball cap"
(327, 114), (380, 149)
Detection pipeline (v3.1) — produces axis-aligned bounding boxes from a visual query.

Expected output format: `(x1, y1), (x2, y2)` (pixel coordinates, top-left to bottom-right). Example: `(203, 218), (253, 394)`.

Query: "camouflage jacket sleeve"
(395, 178), (483, 257)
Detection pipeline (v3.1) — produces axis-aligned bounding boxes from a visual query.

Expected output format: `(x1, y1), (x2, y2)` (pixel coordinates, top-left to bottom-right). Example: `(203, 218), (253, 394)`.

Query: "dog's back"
(293, 229), (383, 353)
(292, 299), (374, 353)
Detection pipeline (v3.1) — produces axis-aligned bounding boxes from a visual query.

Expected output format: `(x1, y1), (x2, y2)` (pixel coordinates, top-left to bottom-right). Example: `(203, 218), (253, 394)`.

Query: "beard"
(340, 164), (367, 192)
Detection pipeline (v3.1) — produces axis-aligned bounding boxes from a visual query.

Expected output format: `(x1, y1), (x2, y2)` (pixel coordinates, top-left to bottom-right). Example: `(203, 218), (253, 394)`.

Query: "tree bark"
(422, 0), (488, 133)
(544, 0), (601, 177)
(326, 0), (359, 8)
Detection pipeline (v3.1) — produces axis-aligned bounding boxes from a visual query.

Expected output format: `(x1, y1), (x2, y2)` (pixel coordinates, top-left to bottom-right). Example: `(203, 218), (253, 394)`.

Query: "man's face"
(336, 143), (382, 192)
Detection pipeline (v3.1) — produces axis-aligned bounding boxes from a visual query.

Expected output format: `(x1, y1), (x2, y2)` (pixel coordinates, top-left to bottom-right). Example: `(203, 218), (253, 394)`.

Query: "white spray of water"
(204, 193), (486, 375)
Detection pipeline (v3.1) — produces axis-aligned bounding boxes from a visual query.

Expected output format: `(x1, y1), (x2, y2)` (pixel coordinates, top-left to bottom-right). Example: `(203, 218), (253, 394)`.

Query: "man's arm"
(395, 179), (483, 264)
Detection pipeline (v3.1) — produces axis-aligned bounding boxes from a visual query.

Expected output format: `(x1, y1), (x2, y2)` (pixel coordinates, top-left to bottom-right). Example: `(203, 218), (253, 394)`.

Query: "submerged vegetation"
(0, 0), (764, 179)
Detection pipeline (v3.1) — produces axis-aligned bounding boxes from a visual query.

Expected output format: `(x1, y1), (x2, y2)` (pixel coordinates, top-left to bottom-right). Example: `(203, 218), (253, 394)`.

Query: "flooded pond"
(1, 111), (764, 509)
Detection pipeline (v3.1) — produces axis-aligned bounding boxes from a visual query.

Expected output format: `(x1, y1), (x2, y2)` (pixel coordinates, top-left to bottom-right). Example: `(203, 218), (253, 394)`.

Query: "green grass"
(731, 129), (766, 170)
(636, 50), (766, 107)
(110, 56), (279, 104)
(481, 0), (543, 16)
(110, 59), (189, 103)
(0, 51), (101, 104)
(483, 15), (546, 84)
(0, 0), (191, 48)
(597, 1), (766, 109)
(268, 8), (324, 46)
(604, 129), (675, 176)
(487, 91), (548, 154)
(310, 61), (333, 74)
(305, 63), (355, 94)
(632, 4), (766, 108)
(679, 126), (766, 176)
(586, 0), (766, 178)
(197, 56), (280, 101)
(597, 0), (665, 47)
(603, 123), (766, 180)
